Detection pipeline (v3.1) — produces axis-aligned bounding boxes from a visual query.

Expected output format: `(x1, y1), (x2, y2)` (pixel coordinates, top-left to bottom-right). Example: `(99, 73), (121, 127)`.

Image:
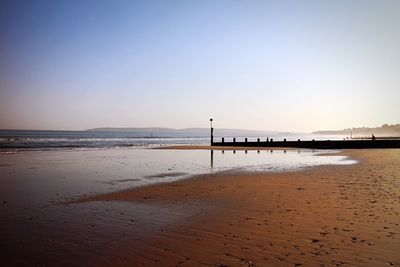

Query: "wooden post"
(210, 118), (214, 145)
(222, 137), (224, 143)
(245, 138), (248, 143)
(233, 138), (236, 143)
(211, 127), (214, 145)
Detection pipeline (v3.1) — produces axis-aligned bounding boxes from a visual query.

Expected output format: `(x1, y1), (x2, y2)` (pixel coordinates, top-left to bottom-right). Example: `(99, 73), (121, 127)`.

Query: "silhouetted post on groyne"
(210, 118), (213, 145)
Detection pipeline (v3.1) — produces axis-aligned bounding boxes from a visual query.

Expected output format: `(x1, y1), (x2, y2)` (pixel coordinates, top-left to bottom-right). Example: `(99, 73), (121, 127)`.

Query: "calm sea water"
(0, 130), (345, 151)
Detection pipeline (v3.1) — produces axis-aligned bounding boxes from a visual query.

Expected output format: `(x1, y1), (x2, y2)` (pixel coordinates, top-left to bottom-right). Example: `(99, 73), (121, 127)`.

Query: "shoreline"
(156, 145), (298, 150)
(73, 149), (400, 266)
(70, 148), (354, 204)
(74, 150), (354, 204)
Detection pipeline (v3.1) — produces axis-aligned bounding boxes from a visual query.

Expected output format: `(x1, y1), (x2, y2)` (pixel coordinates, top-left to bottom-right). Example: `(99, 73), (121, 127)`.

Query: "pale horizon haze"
(1, 0), (399, 132)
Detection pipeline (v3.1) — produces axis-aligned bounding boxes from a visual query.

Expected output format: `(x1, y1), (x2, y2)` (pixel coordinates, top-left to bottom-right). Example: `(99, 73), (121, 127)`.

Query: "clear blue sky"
(1, 0), (399, 131)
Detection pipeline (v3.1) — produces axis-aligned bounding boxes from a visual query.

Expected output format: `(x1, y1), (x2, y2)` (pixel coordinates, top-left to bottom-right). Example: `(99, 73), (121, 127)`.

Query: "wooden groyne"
(211, 139), (400, 149)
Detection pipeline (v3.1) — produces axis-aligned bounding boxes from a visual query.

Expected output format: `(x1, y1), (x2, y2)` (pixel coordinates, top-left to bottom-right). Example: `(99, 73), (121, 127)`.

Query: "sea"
(0, 129), (346, 151)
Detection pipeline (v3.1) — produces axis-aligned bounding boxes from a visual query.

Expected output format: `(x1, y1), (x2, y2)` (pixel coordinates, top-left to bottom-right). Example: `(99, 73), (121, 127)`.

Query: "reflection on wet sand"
(0, 147), (360, 266)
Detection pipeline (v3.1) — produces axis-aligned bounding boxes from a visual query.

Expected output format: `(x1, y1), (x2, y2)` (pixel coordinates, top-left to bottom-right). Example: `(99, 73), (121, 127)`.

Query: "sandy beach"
(73, 149), (400, 266)
(1, 148), (398, 266)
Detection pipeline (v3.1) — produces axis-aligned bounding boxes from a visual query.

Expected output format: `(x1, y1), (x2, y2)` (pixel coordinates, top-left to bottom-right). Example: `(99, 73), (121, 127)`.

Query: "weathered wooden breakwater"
(207, 119), (400, 149)
(211, 138), (400, 149)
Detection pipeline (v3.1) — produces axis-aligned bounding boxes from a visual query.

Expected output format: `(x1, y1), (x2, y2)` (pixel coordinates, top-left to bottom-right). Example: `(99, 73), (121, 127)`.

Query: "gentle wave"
(0, 137), (207, 142)
(0, 130), (345, 151)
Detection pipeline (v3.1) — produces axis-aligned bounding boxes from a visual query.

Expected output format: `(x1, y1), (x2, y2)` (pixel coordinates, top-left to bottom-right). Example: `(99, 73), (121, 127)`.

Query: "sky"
(0, 0), (399, 132)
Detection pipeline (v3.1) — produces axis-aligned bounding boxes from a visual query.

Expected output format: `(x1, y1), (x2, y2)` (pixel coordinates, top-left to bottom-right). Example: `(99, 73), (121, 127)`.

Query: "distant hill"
(312, 124), (400, 137)
(87, 127), (178, 133)
(86, 127), (277, 137)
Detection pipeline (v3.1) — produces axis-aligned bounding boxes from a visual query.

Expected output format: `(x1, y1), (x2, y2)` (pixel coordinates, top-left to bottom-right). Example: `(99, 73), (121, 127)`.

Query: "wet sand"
(1, 149), (399, 266)
(76, 149), (400, 266)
